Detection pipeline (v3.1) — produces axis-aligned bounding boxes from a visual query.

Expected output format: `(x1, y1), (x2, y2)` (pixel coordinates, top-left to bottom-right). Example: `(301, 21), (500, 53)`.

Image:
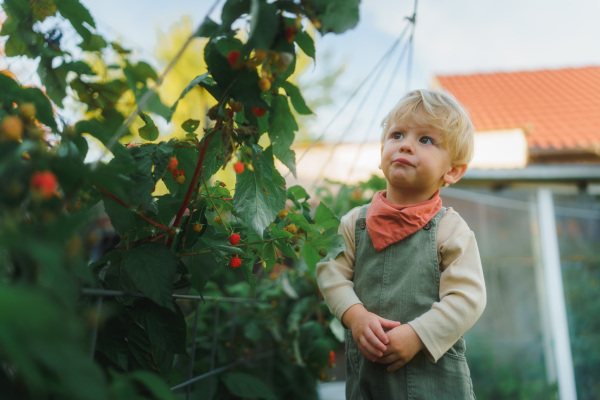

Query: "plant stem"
(95, 184), (171, 231)
(167, 129), (216, 248)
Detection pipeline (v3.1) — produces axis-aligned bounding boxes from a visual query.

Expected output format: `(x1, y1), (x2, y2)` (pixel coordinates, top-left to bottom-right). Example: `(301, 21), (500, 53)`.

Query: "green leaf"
(221, 0), (251, 31)
(20, 86), (58, 130)
(61, 60), (94, 75)
(261, 242), (277, 271)
(268, 95), (298, 176)
(313, 201), (340, 230)
(54, 0), (97, 39)
(233, 147), (286, 237)
(280, 81), (312, 115)
(195, 17), (220, 37)
(138, 112), (159, 141)
(121, 243), (178, 309)
(181, 119), (200, 134)
(294, 30), (316, 59)
(167, 73), (212, 122)
(247, 1), (279, 50)
(221, 372), (277, 399)
(286, 212), (312, 233)
(75, 119), (136, 172)
(131, 300), (187, 354)
(0, 284), (109, 400)
(314, 0), (360, 34)
(128, 370), (174, 400)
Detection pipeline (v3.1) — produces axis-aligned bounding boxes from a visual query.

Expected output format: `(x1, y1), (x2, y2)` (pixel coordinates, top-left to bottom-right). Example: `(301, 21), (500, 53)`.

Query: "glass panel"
(442, 188), (556, 398)
(553, 192), (600, 400)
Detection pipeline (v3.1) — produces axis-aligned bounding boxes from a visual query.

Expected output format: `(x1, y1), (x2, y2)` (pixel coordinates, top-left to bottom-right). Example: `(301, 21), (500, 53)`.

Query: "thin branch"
(95, 184), (171, 231)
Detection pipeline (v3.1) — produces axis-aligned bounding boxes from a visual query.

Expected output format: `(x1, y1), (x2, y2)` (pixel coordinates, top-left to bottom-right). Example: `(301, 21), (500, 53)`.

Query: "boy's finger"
(365, 327), (388, 351)
(359, 336), (384, 358)
(379, 317), (402, 329)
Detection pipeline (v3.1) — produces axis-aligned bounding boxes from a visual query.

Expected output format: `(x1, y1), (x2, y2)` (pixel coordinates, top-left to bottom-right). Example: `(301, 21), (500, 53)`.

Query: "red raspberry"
(30, 171), (58, 199)
(252, 107), (266, 117)
(227, 50), (241, 68)
(228, 233), (240, 245)
(229, 256), (242, 269)
(329, 350), (335, 366)
(233, 161), (244, 174)
(167, 157), (178, 171)
(284, 26), (297, 43)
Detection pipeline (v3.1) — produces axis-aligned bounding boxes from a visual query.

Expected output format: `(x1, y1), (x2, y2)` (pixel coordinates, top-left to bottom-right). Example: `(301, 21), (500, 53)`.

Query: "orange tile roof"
(435, 66), (600, 152)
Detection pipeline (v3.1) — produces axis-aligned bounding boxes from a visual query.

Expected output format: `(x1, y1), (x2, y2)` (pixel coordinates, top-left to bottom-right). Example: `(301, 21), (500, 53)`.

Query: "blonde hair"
(381, 89), (474, 166)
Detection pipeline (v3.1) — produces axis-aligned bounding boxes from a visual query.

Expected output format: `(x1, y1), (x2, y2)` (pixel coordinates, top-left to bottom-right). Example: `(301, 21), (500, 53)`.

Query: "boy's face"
(380, 120), (461, 204)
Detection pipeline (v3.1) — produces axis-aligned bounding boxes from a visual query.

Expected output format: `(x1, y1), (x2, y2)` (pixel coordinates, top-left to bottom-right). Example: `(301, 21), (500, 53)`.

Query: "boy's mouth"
(393, 158), (414, 167)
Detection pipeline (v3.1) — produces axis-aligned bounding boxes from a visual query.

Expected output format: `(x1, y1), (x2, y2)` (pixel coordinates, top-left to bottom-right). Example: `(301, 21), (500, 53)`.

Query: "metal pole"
(186, 300), (201, 400)
(537, 188), (577, 399)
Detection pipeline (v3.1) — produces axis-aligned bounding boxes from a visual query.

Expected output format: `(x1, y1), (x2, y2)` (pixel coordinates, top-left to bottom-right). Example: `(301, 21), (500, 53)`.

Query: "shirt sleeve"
(316, 207), (362, 323)
(408, 208), (487, 362)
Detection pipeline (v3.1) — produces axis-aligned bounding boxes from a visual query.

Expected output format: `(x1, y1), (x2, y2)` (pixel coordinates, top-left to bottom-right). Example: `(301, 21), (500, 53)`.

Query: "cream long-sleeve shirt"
(316, 206), (486, 362)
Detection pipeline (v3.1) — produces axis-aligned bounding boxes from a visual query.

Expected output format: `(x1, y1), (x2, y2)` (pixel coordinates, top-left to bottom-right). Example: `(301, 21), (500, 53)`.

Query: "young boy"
(316, 89), (486, 399)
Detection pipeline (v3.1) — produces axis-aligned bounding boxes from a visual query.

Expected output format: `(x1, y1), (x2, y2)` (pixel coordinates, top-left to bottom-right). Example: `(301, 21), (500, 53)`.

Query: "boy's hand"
(376, 324), (424, 371)
(342, 304), (401, 361)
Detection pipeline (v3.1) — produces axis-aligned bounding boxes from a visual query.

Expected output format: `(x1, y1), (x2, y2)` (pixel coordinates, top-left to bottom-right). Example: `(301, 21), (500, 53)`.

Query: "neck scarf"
(366, 190), (442, 252)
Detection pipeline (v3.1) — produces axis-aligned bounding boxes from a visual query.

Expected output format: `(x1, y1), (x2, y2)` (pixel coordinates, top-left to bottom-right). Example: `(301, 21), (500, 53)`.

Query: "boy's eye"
(392, 132), (404, 140)
(419, 136), (434, 145)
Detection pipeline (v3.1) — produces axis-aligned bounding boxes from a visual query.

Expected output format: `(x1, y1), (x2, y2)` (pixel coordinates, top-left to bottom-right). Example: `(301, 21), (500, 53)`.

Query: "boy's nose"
(399, 141), (414, 153)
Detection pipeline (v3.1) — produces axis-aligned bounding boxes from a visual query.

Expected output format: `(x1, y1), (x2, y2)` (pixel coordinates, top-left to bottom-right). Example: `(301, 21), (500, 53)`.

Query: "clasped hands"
(342, 304), (424, 372)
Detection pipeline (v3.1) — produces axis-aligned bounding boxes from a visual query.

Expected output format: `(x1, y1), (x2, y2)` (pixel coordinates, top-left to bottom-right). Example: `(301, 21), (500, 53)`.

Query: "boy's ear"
(443, 164), (468, 185)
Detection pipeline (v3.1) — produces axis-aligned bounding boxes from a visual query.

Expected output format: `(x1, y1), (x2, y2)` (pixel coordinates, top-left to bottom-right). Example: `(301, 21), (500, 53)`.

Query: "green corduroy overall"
(345, 205), (475, 400)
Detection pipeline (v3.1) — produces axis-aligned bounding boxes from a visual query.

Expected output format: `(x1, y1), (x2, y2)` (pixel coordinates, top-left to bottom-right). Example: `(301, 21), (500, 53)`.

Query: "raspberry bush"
(0, 0), (358, 399)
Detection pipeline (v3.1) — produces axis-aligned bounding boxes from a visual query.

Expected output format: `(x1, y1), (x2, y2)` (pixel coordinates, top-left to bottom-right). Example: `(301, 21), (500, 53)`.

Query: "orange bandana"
(366, 190), (442, 252)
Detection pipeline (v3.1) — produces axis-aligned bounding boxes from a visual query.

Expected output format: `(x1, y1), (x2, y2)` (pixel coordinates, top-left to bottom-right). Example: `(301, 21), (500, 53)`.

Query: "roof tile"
(436, 66), (600, 152)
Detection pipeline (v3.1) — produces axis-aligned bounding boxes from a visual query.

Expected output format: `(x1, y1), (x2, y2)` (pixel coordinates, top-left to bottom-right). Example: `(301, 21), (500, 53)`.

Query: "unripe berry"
(227, 50), (241, 68)
(19, 103), (36, 120)
(30, 171), (58, 199)
(193, 223), (203, 232)
(258, 77), (271, 91)
(233, 161), (244, 174)
(228, 233), (241, 245)
(254, 49), (267, 63)
(276, 52), (294, 72)
(252, 107), (266, 117)
(167, 157), (178, 171)
(230, 101), (243, 113)
(229, 256), (242, 269)
(172, 169), (185, 184)
(0, 116), (24, 142)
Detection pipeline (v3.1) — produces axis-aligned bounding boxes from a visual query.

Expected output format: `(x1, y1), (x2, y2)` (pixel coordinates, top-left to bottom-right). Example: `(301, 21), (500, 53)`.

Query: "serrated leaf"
(286, 212), (312, 233)
(221, 0), (251, 31)
(294, 30), (315, 59)
(138, 112), (159, 141)
(280, 81), (312, 115)
(233, 147), (286, 237)
(313, 201), (340, 230)
(131, 300), (186, 354)
(121, 243), (178, 310)
(268, 95), (298, 176)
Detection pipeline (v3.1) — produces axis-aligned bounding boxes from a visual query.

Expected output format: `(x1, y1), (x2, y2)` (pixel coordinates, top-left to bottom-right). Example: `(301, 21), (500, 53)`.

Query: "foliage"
(0, 0), (359, 398)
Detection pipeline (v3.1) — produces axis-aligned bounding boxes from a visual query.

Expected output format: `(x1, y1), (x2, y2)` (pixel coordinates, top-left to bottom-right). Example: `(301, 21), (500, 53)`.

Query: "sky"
(71, 0), (600, 144)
